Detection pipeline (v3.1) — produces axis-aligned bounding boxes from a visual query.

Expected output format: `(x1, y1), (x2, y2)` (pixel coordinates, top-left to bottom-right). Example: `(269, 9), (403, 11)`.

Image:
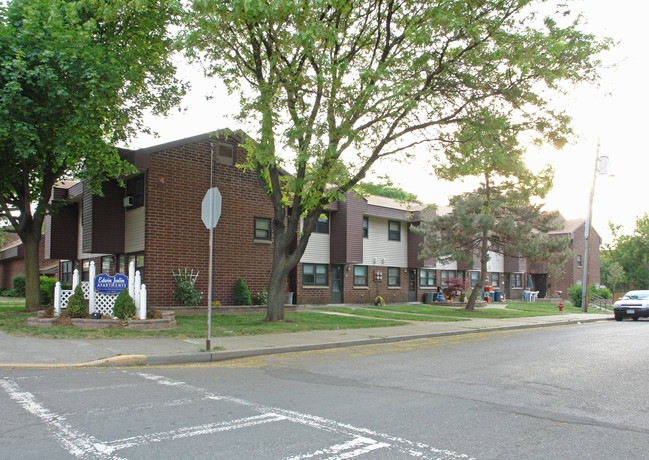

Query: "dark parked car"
(613, 290), (649, 321)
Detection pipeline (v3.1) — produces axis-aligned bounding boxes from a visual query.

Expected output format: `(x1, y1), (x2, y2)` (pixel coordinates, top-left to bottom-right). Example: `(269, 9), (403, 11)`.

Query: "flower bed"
(27, 311), (176, 330)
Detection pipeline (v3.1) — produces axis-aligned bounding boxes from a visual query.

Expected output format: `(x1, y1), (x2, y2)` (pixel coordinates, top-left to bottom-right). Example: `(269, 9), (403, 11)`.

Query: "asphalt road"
(1, 320), (647, 459)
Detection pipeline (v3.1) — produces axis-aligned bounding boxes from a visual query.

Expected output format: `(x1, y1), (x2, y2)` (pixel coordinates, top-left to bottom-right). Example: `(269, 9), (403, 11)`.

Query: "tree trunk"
(22, 230), (42, 312)
(266, 252), (291, 321)
(465, 231), (490, 311)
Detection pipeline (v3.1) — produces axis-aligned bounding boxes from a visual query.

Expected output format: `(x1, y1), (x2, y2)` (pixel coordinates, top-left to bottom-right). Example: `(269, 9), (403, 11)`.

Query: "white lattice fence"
(60, 283), (116, 316)
(54, 261), (146, 319)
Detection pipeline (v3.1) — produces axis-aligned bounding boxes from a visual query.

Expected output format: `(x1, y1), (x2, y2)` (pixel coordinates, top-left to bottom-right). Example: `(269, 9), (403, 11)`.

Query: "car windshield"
(622, 292), (649, 300)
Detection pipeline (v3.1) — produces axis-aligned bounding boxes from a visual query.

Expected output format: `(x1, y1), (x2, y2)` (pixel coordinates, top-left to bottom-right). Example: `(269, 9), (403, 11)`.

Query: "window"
(354, 265), (368, 286)
(126, 174), (145, 208)
(419, 269), (436, 287)
(315, 213), (329, 234)
(119, 252), (145, 281)
(388, 267), (401, 287)
(362, 216), (369, 238)
(254, 217), (271, 240)
(491, 273), (499, 287)
(81, 260), (90, 282)
(388, 220), (400, 241)
(511, 273), (523, 289)
(101, 256), (112, 274)
(61, 261), (72, 283)
(441, 270), (463, 286)
(302, 263), (328, 286)
(469, 271), (480, 287)
(577, 255), (583, 268)
(217, 143), (234, 165)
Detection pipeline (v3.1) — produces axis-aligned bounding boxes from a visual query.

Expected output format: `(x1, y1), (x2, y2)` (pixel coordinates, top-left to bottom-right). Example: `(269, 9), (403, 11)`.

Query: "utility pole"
(581, 142), (610, 312)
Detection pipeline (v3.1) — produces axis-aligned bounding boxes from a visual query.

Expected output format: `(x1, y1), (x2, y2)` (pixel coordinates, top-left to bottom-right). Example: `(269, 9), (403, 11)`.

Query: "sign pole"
(201, 144), (222, 351)
(206, 144), (214, 351)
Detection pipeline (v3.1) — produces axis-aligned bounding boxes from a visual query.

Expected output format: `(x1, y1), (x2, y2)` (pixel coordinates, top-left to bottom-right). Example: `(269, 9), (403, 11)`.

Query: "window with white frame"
(388, 220), (400, 241)
(511, 273), (523, 288)
(354, 266), (368, 286)
(362, 216), (368, 238)
(302, 263), (328, 286)
(388, 267), (401, 287)
(469, 271), (480, 287)
(419, 269), (436, 287)
(491, 272), (499, 287)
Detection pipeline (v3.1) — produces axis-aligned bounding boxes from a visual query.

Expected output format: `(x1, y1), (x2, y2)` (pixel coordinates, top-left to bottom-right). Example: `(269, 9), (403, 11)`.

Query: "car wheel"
(615, 313), (624, 321)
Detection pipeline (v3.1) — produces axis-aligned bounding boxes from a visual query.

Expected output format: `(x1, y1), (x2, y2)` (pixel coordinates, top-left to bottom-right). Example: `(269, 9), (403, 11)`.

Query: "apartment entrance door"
(331, 265), (343, 304)
(408, 269), (417, 302)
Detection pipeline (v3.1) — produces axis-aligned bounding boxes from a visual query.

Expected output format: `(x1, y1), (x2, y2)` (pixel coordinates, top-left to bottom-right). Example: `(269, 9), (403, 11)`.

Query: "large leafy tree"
(603, 217), (649, 290)
(0, 0), (185, 310)
(417, 110), (571, 310)
(186, 0), (607, 320)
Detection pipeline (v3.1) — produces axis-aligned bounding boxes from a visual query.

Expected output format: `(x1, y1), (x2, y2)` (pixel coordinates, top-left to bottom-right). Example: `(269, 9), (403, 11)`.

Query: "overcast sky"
(131, 0), (647, 244)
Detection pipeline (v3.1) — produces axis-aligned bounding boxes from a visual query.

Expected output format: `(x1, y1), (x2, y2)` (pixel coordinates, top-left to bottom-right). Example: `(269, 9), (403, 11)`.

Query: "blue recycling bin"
(494, 290), (502, 302)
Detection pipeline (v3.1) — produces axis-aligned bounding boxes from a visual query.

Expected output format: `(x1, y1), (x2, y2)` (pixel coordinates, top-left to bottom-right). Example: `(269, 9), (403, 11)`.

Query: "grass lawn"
(317, 306), (470, 322)
(367, 301), (585, 318)
(0, 310), (407, 339)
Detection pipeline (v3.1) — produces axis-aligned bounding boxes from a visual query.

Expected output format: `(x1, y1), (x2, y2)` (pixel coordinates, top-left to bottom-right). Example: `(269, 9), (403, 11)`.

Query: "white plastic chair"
(529, 291), (539, 302)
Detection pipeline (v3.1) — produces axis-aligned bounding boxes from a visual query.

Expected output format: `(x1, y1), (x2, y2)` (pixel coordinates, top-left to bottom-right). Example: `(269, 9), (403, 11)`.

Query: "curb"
(0, 317), (610, 369)
(102, 317), (610, 367)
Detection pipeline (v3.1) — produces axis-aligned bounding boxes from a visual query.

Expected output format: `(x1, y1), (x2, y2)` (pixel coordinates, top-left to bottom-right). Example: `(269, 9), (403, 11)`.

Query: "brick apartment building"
(37, 129), (600, 306)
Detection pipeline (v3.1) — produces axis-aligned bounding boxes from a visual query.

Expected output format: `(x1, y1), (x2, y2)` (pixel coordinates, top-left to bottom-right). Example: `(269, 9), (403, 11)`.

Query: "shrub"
(172, 268), (202, 307)
(442, 278), (467, 300)
(0, 289), (15, 297)
(233, 278), (252, 306)
(66, 285), (88, 318)
(12, 275), (26, 297)
(568, 284), (601, 307)
(253, 288), (268, 305)
(113, 289), (136, 320)
(595, 287), (612, 299)
(39, 276), (58, 306)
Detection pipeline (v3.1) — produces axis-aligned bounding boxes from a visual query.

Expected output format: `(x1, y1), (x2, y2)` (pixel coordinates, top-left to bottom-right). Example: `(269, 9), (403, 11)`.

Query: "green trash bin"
(423, 292), (433, 304)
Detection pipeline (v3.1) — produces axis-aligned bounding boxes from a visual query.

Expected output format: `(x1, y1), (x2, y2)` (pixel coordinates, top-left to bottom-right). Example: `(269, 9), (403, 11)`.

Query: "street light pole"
(581, 142), (609, 312)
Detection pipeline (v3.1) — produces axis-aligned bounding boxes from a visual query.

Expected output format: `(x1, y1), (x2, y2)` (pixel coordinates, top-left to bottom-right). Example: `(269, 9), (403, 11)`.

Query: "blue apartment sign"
(95, 274), (128, 295)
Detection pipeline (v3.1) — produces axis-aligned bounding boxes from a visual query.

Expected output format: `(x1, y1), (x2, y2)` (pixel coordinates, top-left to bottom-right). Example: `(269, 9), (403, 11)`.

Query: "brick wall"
(295, 263), (410, 305)
(144, 141), (275, 307)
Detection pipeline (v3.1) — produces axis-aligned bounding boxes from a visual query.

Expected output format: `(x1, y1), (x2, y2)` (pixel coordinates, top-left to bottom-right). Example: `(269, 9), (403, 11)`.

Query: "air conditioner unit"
(123, 196), (134, 207)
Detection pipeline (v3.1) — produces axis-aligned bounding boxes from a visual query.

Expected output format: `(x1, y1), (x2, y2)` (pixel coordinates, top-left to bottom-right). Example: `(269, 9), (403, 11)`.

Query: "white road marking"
(1, 372), (475, 460)
(107, 413), (288, 451)
(0, 379), (124, 460)
(134, 371), (474, 459)
(283, 436), (390, 459)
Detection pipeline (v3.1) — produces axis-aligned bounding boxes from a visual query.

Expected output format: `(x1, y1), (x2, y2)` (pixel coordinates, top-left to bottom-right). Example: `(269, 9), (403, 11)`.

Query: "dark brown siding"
(504, 256), (526, 273)
(46, 203), (78, 260)
(330, 192), (366, 264)
(407, 222), (433, 268)
(89, 180), (125, 254)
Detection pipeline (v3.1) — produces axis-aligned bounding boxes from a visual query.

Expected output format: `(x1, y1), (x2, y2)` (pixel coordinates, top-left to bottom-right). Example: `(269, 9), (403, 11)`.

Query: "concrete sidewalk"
(0, 311), (612, 368)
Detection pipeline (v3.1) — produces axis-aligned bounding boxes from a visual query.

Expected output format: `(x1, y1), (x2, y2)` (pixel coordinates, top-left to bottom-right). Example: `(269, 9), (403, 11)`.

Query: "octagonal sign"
(201, 187), (222, 229)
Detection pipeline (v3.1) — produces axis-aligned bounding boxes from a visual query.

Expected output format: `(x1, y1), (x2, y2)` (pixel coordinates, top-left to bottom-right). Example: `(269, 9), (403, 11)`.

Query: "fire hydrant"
(558, 300), (564, 312)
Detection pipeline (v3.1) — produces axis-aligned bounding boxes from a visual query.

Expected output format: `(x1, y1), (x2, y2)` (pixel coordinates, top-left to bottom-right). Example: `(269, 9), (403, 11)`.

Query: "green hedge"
(12, 275), (26, 297)
(39, 276), (57, 306)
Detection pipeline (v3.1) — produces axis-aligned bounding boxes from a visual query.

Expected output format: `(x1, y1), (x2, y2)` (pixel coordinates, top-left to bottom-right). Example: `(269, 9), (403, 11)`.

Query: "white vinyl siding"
(125, 206), (145, 253)
(487, 251), (504, 273)
(362, 216), (407, 267)
(301, 216), (330, 264)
